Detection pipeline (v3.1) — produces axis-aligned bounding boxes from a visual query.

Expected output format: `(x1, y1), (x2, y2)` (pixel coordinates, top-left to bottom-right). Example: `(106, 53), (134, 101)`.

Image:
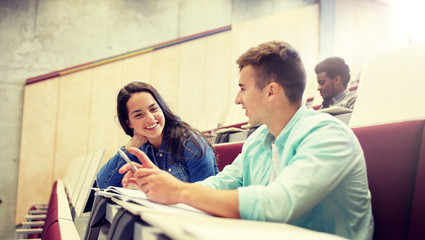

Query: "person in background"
(315, 57), (357, 109)
(119, 42), (374, 240)
(96, 81), (218, 188)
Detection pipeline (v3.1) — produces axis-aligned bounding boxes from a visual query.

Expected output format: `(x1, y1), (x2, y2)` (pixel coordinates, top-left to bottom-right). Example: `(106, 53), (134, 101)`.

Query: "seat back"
(408, 125), (425, 239)
(214, 142), (244, 171)
(42, 192), (59, 239)
(43, 221), (61, 240)
(349, 42), (425, 127)
(352, 120), (425, 240)
(74, 149), (105, 217)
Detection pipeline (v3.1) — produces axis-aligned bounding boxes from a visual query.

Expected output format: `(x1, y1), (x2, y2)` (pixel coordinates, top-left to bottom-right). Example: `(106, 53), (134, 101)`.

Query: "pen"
(118, 148), (138, 172)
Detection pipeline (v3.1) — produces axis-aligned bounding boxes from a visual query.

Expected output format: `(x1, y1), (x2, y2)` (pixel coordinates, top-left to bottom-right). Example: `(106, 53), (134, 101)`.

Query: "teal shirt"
(200, 106), (374, 240)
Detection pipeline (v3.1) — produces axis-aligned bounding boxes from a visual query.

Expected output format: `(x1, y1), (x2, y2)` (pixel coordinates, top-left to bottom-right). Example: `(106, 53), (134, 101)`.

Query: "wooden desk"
(105, 197), (347, 240)
(141, 211), (347, 240)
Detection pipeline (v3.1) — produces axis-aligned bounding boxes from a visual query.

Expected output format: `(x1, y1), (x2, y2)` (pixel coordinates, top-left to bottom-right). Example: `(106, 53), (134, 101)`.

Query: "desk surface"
(109, 197), (347, 240)
(141, 211), (347, 240)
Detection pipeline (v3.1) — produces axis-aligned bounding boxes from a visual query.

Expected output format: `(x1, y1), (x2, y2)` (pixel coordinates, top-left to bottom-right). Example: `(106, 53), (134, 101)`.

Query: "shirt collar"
(331, 90), (347, 104)
(143, 134), (170, 154)
(262, 105), (307, 148)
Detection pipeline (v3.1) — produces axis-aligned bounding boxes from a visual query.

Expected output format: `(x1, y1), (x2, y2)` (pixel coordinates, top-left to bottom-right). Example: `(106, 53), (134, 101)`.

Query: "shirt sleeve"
(96, 146), (140, 188)
(238, 121), (362, 222)
(346, 94), (357, 109)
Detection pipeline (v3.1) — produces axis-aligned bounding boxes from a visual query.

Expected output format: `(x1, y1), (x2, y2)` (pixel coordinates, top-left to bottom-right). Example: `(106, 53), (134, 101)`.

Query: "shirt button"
(168, 168), (172, 172)
(159, 153), (163, 157)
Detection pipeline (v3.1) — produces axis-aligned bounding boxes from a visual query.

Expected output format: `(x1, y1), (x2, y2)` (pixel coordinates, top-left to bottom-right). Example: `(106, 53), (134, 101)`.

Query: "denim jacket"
(96, 134), (218, 188)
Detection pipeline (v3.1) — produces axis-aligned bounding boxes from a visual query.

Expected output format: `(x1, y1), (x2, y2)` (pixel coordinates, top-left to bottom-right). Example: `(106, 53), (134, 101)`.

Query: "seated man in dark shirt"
(315, 57), (356, 109)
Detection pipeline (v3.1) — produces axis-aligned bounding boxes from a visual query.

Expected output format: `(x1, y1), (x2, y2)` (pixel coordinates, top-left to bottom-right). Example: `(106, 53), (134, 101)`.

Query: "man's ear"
(266, 82), (280, 101)
(333, 75), (342, 86)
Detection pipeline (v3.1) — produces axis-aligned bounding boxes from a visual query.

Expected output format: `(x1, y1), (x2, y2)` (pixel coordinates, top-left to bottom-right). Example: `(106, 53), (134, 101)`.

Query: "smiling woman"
(96, 82), (219, 188)
(125, 91), (166, 150)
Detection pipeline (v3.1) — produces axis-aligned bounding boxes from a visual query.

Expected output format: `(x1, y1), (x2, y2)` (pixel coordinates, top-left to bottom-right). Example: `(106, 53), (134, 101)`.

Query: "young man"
(120, 41), (374, 240)
(315, 57), (357, 109)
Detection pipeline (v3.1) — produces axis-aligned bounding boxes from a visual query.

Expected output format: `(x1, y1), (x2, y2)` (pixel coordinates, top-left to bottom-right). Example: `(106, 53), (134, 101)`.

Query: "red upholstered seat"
(41, 197), (58, 239)
(214, 142), (244, 171)
(43, 221), (61, 240)
(312, 105), (322, 110)
(352, 120), (425, 240)
(408, 125), (425, 240)
(25, 181), (59, 239)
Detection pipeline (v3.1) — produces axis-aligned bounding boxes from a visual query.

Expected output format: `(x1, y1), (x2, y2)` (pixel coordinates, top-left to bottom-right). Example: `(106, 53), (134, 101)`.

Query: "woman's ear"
(126, 120), (133, 129)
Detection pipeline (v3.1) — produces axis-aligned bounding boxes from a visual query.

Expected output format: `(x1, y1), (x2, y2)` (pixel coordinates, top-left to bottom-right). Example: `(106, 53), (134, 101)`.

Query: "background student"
(96, 81), (218, 188)
(315, 57), (357, 109)
(119, 42), (374, 240)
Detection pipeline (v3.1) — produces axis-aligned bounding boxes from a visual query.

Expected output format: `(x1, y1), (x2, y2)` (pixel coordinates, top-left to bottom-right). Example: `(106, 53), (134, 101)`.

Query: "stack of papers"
(93, 186), (209, 216)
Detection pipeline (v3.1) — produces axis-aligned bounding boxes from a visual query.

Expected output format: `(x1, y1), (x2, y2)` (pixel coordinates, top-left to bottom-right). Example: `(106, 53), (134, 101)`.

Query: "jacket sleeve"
(96, 147), (139, 188)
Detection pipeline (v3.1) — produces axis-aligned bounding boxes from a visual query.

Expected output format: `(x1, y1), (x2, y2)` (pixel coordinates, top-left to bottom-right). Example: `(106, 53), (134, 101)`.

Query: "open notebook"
(92, 186), (209, 216)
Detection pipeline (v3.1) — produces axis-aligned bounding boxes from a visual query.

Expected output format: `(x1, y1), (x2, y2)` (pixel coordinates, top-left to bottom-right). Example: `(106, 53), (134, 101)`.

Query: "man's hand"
(119, 147), (240, 218)
(118, 160), (142, 189)
(119, 147), (186, 204)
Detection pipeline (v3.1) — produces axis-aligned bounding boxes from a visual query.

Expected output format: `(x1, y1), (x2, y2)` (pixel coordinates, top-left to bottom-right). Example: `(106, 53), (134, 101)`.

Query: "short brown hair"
(236, 41), (306, 103)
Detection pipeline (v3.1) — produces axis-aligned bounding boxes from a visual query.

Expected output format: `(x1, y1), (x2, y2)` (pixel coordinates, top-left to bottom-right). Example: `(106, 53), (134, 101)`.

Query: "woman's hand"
(125, 130), (147, 149)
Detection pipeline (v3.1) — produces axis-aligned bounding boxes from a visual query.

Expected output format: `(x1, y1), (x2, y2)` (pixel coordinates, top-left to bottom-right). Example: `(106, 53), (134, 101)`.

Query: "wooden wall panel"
(122, 53), (153, 85)
(255, 14), (281, 45)
(54, 70), (92, 180)
(204, 31), (232, 130)
(178, 38), (206, 127)
(89, 61), (123, 162)
(16, 78), (59, 224)
(151, 47), (180, 114)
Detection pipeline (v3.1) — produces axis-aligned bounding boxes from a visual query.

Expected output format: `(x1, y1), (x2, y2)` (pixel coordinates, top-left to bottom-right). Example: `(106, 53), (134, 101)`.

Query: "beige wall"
(54, 70), (92, 180)
(16, 5), (321, 223)
(17, 78), (59, 220)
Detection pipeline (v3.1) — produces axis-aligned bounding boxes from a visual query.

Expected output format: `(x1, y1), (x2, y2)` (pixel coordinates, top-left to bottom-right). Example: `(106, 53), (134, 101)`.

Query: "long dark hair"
(117, 81), (214, 162)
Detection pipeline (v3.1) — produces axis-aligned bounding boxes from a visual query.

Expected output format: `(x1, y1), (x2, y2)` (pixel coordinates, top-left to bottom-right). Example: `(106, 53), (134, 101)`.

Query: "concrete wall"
(0, 0), (316, 238)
